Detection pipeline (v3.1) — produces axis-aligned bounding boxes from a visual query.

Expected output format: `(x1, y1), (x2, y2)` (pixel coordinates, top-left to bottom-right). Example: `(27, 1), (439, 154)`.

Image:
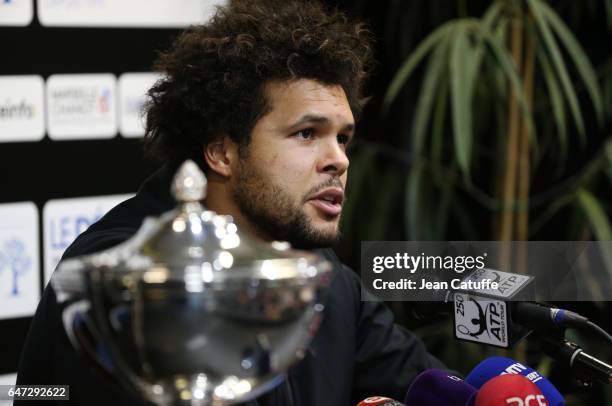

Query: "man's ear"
(204, 135), (239, 177)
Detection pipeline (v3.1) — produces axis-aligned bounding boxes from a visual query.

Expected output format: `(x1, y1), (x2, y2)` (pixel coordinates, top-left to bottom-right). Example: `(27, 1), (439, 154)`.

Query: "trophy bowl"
(51, 161), (333, 405)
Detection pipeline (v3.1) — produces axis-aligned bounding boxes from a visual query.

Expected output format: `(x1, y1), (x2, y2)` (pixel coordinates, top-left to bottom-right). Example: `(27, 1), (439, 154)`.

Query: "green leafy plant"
(344, 0), (610, 245)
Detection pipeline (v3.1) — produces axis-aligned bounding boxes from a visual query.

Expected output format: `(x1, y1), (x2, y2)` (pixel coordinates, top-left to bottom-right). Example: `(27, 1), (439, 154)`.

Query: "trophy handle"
(62, 300), (117, 373)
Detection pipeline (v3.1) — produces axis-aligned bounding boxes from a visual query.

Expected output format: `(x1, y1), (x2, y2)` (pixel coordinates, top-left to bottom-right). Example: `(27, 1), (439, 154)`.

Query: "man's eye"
(337, 134), (351, 145)
(295, 129), (314, 140)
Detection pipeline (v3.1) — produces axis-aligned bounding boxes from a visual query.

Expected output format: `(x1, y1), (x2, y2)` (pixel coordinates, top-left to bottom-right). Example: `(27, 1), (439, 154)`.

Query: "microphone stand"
(540, 335), (612, 386)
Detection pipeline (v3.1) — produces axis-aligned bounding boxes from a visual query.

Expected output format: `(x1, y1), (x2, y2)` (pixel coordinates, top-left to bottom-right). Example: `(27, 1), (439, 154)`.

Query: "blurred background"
(0, 0), (611, 404)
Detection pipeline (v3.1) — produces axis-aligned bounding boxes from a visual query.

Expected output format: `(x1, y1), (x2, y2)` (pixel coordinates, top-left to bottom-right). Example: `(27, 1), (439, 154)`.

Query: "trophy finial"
(171, 160), (207, 202)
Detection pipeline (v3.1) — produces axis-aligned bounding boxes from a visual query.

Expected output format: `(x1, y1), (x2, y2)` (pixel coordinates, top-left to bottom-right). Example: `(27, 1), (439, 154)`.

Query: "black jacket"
(16, 167), (449, 405)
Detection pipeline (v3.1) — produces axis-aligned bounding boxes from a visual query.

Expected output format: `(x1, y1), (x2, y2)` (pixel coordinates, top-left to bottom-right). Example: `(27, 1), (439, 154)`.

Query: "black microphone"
(411, 268), (612, 384)
(410, 268), (593, 348)
(512, 302), (589, 331)
(410, 267), (534, 347)
(541, 336), (612, 385)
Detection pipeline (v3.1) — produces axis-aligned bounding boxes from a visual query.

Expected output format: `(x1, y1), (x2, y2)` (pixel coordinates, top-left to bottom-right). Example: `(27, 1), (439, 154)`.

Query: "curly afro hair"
(143, 0), (374, 169)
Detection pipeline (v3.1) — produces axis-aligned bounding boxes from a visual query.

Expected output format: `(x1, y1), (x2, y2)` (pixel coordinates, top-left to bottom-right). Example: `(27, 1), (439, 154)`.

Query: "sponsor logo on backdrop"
(38, 0), (226, 28)
(0, 76), (45, 143)
(43, 194), (132, 284)
(0, 0), (33, 26)
(118, 72), (161, 138)
(0, 202), (40, 320)
(46, 74), (117, 140)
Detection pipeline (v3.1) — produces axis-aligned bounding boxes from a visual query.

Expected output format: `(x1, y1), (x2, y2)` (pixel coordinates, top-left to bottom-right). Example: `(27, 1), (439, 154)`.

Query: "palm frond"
(383, 21), (455, 113)
(412, 33), (451, 155)
(537, 0), (603, 125)
(527, 0), (586, 142)
(430, 74), (449, 164)
(450, 24), (476, 175)
(536, 46), (568, 162)
(576, 189), (612, 240)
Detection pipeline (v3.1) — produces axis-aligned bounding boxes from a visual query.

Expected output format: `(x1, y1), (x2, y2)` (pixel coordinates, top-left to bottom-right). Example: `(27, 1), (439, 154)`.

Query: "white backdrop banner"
(0, 0), (33, 26)
(43, 194), (132, 284)
(0, 202), (40, 320)
(0, 373), (17, 406)
(118, 72), (162, 138)
(38, 0), (227, 28)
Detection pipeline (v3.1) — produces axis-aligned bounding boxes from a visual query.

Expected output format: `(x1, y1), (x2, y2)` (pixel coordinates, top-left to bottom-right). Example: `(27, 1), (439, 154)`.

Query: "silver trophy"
(51, 160), (332, 405)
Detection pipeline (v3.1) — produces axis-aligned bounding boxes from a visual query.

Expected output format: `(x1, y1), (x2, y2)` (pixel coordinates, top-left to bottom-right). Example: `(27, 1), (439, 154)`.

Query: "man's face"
(231, 79), (354, 248)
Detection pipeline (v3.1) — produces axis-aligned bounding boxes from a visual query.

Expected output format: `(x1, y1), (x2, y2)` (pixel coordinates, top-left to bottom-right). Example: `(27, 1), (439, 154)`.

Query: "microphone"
(511, 302), (589, 331)
(412, 267), (592, 348)
(356, 396), (405, 405)
(470, 374), (549, 406)
(541, 336), (612, 384)
(413, 268), (612, 383)
(465, 357), (564, 406)
(403, 369), (476, 405)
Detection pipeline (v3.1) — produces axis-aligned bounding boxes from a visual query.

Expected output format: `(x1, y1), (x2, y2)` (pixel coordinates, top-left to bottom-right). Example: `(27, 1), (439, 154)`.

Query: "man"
(17, 1), (450, 404)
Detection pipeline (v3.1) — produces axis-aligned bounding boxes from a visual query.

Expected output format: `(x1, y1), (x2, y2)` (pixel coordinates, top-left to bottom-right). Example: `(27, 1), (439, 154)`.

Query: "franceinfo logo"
(0, 75), (45, 142)
(0, 99), (34, 118)
(0, 97), (36, 120)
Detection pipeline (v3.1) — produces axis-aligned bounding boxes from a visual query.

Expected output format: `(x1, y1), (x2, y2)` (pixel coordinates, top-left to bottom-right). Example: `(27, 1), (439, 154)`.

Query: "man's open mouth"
(308, 188), (344, 216)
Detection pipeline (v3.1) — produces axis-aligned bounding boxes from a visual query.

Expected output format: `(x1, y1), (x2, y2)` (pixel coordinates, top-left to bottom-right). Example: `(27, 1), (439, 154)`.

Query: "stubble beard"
(231, 157), (341, 249)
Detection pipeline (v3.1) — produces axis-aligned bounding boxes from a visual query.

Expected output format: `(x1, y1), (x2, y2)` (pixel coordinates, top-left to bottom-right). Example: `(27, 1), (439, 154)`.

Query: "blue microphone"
(466, 356), (564, 406)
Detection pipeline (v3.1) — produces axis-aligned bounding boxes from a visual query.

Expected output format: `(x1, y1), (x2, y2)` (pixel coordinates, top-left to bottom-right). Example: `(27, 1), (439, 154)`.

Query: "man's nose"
(319, 138), (349, 176)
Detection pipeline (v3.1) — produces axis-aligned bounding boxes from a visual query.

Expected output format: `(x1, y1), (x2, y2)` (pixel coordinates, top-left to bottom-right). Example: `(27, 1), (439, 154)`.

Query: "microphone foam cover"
(404, 369), (476, 405)
(466, 357), (563, 406)
(473, 374), (548, 406)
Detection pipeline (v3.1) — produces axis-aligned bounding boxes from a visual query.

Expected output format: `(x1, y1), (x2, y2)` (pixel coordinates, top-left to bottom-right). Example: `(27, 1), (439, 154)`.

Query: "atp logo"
(465, 298), (500, 340)
(489, 271), (502, 284)
(455, 293), (508, 346)
(0, 237), (31, 296)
